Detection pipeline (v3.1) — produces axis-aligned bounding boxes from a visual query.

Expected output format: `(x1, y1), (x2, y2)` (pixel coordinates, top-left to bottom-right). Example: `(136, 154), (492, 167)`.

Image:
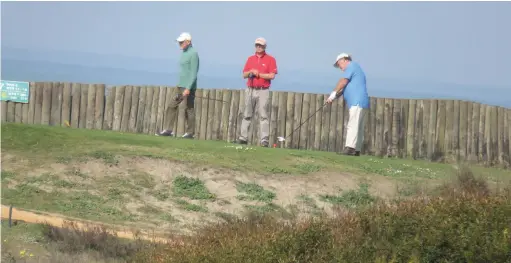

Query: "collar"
(254, 51), (266, 58)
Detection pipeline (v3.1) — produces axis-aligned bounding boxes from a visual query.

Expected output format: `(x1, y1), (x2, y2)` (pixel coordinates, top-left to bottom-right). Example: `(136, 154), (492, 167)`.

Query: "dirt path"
(0, 205), (177, 244)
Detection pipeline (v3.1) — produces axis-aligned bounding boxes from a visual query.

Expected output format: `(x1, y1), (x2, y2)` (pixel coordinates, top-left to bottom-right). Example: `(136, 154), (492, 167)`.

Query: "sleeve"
(270, 57), (278, 74)
(187, 52), (199, 90)
(341, 65), (354, 80)
(243, 57), (251, 73)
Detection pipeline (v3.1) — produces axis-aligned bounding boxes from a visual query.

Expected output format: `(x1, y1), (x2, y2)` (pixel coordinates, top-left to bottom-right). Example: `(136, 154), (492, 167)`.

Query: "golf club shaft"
(283, 102), (326, 141)
(281, 90), (344, 141)
(193, 95), (227, 103)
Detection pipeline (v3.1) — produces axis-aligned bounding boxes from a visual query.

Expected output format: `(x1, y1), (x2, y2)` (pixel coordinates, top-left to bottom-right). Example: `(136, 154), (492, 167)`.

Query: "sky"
(1, 1), (510, 107)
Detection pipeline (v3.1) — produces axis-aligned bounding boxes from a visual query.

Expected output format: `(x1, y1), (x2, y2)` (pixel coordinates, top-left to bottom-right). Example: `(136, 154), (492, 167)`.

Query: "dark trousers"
(163, 87), (195, 135)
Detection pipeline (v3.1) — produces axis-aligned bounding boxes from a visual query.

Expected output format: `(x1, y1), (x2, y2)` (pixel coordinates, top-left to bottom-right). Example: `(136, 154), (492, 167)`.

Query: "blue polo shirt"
(341, 62), (370, 109)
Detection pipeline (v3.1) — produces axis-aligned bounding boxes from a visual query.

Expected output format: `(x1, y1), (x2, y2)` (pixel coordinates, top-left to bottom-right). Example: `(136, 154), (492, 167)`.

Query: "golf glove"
(328, 91), (337, 102)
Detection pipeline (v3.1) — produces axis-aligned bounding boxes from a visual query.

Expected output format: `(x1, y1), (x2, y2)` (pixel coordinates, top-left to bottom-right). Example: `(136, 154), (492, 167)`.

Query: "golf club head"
(277, 136), (286, 142)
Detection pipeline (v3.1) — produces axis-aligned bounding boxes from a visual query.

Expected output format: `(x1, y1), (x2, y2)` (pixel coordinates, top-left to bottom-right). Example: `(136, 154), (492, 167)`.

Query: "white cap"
(255, 37), (267, 46)
(176, 32), (192, 42)
(333, 52), (351, 67)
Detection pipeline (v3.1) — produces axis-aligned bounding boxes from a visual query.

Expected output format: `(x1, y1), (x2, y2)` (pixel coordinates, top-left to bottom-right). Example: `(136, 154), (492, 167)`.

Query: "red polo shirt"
(243, 52), (278, 88)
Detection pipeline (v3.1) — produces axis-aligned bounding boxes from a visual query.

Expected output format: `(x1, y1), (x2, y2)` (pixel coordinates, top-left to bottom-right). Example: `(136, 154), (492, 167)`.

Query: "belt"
(248, 86), (269, 90)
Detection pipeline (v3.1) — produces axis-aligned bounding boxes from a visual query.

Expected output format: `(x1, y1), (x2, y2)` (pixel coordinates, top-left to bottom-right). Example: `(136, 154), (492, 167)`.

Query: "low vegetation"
(2, 123), (511, 262)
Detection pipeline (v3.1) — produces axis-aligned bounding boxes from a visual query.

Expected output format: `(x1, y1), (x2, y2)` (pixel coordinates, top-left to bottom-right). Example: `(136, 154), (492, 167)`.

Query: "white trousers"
(345, 105), (367, 151)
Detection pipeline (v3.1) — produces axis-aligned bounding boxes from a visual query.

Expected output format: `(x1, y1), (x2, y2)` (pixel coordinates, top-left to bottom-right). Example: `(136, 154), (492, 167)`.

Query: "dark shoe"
(232, 139), (248, 145)
(355, 151), (361, 156)
(156, 129), (174, 137)
(182, 133), (194, 139)
(260, 141), (269, 147)
(340, 147), (357, 156)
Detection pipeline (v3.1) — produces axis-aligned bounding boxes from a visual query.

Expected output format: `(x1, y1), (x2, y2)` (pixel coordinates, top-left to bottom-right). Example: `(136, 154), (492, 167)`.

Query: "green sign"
(1, 80), (30, 103)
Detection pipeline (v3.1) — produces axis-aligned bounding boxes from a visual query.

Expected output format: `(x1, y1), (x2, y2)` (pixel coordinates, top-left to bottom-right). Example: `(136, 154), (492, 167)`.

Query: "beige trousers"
(345, 105), (367, 151)
(239, 88), (270, 143)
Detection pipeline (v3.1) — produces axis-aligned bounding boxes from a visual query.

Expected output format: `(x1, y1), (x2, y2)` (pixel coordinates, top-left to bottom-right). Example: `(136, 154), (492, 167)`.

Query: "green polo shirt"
(178, 45), (199, 92)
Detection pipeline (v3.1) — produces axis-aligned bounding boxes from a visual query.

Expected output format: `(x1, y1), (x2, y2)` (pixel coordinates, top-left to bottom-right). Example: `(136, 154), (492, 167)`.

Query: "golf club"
(277, 90), (344, 143)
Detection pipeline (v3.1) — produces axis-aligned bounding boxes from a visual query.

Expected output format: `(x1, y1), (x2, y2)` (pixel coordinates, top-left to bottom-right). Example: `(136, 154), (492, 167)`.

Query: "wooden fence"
(1, 82), (510, 167)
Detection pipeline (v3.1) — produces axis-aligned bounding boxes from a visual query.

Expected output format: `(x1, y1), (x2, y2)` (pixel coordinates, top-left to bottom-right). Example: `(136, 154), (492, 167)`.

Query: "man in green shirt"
(156, 32), (199, 139)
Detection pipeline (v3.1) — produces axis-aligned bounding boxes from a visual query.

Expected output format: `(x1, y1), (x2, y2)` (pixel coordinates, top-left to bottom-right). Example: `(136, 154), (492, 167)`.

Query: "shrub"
(136, 168), (511, 263)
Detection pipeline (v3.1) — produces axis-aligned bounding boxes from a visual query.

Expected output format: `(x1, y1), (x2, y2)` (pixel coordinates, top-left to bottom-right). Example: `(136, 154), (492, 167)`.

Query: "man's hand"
(182, 89), (190, 97)
(326, 91), (337, 104)
(251, 69), (259, 76)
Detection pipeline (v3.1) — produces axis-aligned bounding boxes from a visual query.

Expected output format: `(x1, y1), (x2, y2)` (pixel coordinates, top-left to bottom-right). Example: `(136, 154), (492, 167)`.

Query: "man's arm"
(327, 66), (354, 102)
(185, 52), (199, 91)
(259, 57), (278, 80)
(242, 57), (253, 79)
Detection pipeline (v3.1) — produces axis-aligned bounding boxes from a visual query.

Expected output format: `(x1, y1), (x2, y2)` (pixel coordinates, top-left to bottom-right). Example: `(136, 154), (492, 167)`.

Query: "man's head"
(333, 53), (352, 71)
(176, 32), (192, 50)
(254, 37), (267, 55)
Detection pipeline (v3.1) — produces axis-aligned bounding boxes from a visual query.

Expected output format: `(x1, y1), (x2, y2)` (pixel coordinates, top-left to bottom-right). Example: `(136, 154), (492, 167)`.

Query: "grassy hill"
(1, 123), (511, 262)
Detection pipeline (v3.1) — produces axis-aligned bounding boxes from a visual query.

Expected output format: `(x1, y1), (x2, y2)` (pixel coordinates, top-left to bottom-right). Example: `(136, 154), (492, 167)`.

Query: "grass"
(236, 182), (276, 203)
(4, 123), (508, 180)
(319, 183), (377, 209)
(172, 175), (216, 200)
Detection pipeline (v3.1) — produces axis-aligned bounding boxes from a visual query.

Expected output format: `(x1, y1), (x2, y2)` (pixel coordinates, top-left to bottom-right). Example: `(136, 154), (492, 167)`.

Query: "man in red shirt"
(233, 37), (278, 147)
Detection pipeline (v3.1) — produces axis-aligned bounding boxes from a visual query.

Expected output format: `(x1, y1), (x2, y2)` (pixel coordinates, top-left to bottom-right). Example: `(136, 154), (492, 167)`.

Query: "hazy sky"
(1, 1), (510, 94)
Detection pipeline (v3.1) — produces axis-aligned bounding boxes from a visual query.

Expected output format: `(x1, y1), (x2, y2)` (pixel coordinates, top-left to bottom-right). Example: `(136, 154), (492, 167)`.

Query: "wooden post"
(120, 85), (133, 132)
(236, 89), (246, 143)
(103, 86), (116, 130)
(221, 90), (232, 141)
(193, 89), (203, 139)
(497, 107), (505, 166)
(377, 98), (387, 157)
(399, 99), (408, 158)
(307, 94), (317, 150)
(300, 93), (311, 150)
(459, 101), (468, 161)
(470, 103), (480, 162)
(227, 90), (240, 142)
(427, 100), (437, 160)
(335, 96), (344, 153)
(21, 83), (30, 123)
(420, 100), (430, 159)
(200, 89), (210, 140)
(293, 93), (303, 149)
(78, 83), (88, 129)
(155, 86), (167, 133)
(128, 86), (140, 133)
(27, 82), (37, 124)
(484, 105), (492, 165)
(404, 99), (414, 158)
(112, 85), (125, 131)
(269, 91), (279, 145)
(490, 106), (498, 165)
(277, 92), (287, 148)
(466, 102), (473, 162)
(41, 82), (53, 125)
(444, 100), (454, 158)
(435, 100), (447, 161)
(451, 100), (460, 162)
(390, 99), (401, 157)
(94, 84), (106, 130)
(320, 95), (331, 151)
(213, 89), (223, 140)
(328, 98), (338, 152)
(285, 92), (295, 148)
(60, 83), (72, 127)
(86, 84), (97, 129)
(70, 83), (81, 128)
(142, 86), (154, 134)
(48, 82), (62, 126)
(478, 104), (486, 162)
(149, 87), (160, 135)
(206, 89), (216, 140)
(136, 87), (146, 133)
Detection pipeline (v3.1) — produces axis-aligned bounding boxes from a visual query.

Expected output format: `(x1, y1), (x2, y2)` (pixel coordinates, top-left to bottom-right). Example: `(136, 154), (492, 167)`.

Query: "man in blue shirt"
(326, 53), (370, 156)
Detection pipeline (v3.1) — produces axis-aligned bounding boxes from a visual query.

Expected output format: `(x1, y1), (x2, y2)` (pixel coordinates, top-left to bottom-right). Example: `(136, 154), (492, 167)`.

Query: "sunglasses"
(255, 44), (266, 48)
